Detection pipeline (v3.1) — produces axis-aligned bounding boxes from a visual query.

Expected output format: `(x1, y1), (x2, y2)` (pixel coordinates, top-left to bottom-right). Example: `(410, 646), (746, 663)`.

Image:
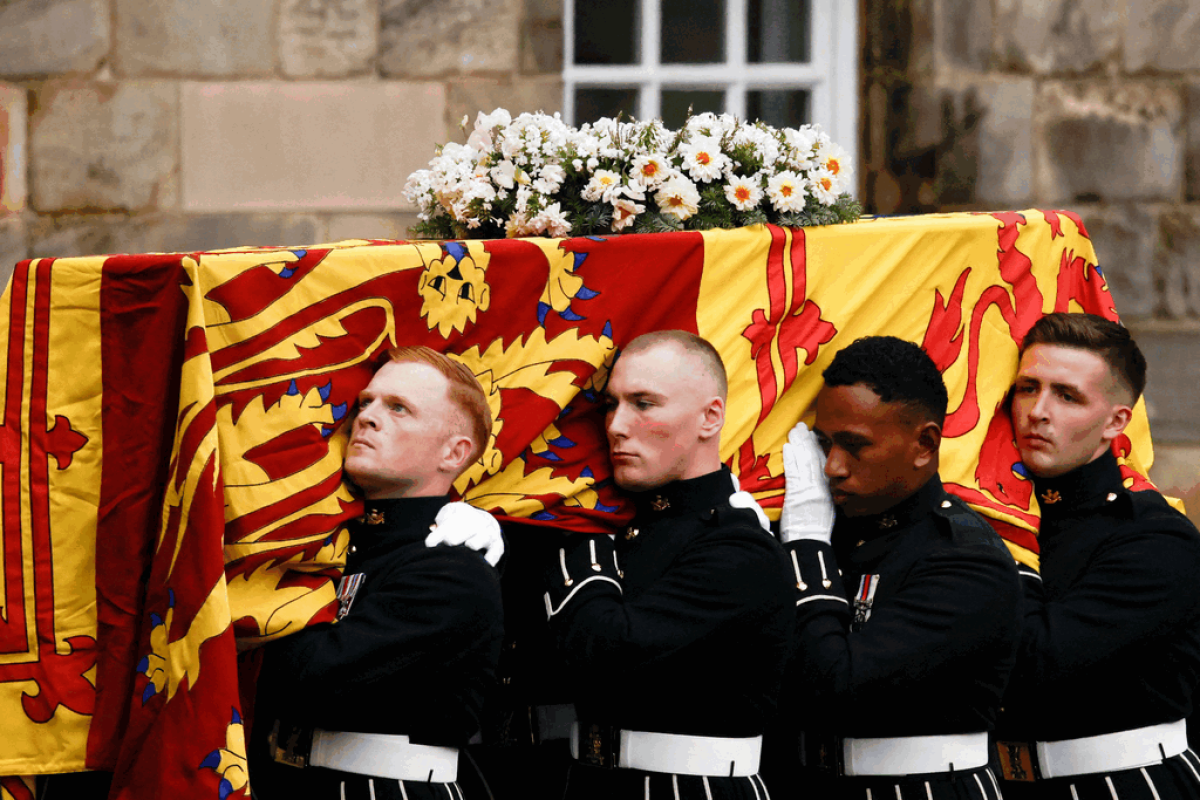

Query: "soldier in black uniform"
(250, 346), (505, 800)
(995, 313), (1200, 799)
(762, 336), (1020, 798)
(542, 330), (794, 800)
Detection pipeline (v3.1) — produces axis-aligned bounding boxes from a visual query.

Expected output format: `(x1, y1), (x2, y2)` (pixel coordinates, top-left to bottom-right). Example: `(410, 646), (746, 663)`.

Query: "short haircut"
(620, 330), (728, 399)
(1020, 313), (1146, 404)
(383, 346), (492, 466)
(823, 336), (948, 426)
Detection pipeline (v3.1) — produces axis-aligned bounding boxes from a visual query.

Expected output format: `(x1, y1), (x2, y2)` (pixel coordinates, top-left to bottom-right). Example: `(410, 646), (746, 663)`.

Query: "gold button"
(941, 500), (952, 509)
(625, 527), (639, 540)
(349, 545), (357, 554)
(1106, 492), (1118, 502)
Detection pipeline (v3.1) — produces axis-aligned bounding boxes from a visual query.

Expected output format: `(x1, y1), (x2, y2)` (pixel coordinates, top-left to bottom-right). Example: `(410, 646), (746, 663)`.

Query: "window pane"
(575, 0), (639, 65)
(574, 87), (640, 125)
(661, 89), (724, 129)
(746, 89), (810, 128)
(747, 0), (811, 63)
(661, 0), (725, 63)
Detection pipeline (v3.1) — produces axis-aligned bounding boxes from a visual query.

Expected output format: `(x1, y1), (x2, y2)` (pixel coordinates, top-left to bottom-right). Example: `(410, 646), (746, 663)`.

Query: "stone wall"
(0, 0), (564, 280)
(861, 0), (1200, 520)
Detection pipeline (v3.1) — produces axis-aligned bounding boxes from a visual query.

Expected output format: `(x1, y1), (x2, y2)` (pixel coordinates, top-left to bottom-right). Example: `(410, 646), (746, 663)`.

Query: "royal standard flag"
(0, 211), (1161, 798)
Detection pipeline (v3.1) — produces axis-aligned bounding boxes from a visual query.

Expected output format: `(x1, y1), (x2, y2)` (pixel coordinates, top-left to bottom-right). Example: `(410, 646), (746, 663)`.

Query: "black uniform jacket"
(543, 468), (795, 738)
(999, 451), (1200, 742)
(254, 495), (504, 748)
(785, 475), (1021, 737)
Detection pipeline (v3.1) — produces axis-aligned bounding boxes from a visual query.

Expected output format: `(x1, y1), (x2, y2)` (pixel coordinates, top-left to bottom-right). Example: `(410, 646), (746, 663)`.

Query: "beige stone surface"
(994, 0), (1121, 74)
(0, 84), (26, 216)
(379, 0), (521, 78)
(181, 82), (446, 212)
(1126, 0), (1200, 73)
(30, 81), (179, 213)
(1081, 205), (1160, 318)
(1149, 443), (1200, 527)
(280, 0), (378, 78)
(1034, 82), (1183, 204)
(115, 0), (275, 77)
(28, 213), (327, 257)
(934, 0), (992, 71)
(0, 0), (110, 78)
(974, 77), (1035, 205)
(1188, 82), (1200, 201)
(326, 212), (422, 241)
(446, 76), (563, 143)
(0, 216), (26, 285)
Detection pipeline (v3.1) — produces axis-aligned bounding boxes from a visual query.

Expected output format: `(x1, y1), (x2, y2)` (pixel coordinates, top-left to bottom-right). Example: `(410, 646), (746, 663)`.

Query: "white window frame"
(563, 0), (858, 187)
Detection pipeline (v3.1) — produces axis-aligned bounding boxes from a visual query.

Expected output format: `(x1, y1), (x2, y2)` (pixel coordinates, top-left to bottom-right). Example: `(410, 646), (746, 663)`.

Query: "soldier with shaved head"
(541, 329), (794, 800)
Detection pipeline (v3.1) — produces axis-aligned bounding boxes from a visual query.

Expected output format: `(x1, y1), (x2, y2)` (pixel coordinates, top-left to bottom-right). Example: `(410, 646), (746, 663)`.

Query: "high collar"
(834, 475), (944, 555)
(1031, 450), (1124, 523)
(630, 467), (733, 521)
(352, 495), (449, 552)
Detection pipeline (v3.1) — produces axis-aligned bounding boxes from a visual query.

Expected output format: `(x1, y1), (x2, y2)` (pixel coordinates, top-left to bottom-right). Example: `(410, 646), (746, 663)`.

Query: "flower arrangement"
(404, 109), (861, 240)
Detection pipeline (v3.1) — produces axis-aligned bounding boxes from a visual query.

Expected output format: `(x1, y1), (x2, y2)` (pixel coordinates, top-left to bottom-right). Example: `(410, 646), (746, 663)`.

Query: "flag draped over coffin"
(0, 210), (1159, 798)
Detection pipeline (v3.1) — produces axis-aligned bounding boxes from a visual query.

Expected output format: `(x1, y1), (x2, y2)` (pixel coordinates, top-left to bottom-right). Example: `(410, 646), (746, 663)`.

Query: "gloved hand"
(780, 422), (835, 545)
(426, 501), (504, 566)
(728, 472), (771, 533)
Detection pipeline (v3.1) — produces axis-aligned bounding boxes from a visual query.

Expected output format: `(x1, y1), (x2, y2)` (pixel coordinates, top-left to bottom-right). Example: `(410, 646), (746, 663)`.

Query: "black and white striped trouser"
(783, 765), (1004, 800)
(1000, 750), (1200, 800)
(562, 762), (775, 800)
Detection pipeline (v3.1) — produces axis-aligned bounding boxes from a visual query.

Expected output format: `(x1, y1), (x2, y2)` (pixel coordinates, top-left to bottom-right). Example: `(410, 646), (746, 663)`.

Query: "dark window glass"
(661, 89), (724, 129)
(574, 87), (640, 125)
(747, 0), (811, 63)
(574, 0), (639, 64)
(746, 89), (810, 128)
(660, 0), (724, 63)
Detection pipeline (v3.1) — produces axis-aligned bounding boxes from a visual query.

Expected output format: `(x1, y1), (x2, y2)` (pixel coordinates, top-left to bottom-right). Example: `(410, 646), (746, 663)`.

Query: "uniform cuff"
(543, 533), (622, 619)
(785, 540), (848, 610)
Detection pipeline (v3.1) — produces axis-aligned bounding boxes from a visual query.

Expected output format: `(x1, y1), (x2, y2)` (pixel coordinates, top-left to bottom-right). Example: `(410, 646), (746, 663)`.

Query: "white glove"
(728, 472), (771, 532)
(426, 502), (504, 566)
(780, 422), (836, 544)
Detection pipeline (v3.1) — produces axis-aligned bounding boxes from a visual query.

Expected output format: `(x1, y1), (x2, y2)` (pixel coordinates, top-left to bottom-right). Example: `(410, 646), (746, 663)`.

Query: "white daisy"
(767, 171), (807, 213)
(582, 169), (622, 202)
(679, 136), (730, 183)
(611, 197), (645, 232)
(809, 169), (839, 205)
(654, 175), (701, 221)
(631, 153), (670, 186)
(724, 175), (763, 211)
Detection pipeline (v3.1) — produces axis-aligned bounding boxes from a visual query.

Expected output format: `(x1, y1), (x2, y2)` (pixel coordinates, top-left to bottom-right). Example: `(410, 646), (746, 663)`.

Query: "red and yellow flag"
(0, 211), (1156, 797)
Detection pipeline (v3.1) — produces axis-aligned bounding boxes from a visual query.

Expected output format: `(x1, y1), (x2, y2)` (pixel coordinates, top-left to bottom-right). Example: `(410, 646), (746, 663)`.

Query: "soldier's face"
(344, 361), (458, 499)
(604, 344), (719, 492)
(814, 383), (925, 517)
(1012, 344), (1129, 479)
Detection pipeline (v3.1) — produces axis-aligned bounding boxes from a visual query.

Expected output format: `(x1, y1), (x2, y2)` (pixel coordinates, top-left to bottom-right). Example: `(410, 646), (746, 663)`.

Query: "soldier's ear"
(441, 434), (475, 475)
(913, 421), (941, 468)
(698, 396), (725, 442)
(1101, 403), (1133, 445)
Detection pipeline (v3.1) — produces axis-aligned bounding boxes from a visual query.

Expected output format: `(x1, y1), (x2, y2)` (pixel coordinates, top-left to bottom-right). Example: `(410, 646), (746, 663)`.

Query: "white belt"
(1036, 719), (1188, 779)
(842, 733), (989, 776)
(570, 723), (762, 777)
(309, 730), (459, 782)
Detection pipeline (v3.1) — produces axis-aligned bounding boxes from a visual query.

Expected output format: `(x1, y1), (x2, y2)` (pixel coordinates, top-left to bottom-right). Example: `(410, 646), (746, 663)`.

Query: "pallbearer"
(996, 313), (1200, 799)
(763, 336), (1020, 799)
(249, 346), (505, 800)
(543, 330), (794, 800)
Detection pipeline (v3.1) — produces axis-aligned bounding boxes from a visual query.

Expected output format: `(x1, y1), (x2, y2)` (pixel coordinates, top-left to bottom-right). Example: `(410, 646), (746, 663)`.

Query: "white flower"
(724, 175), (763, 211)
(490, 160), (516, 189)
(815, 141), (850, 185)
(611, 197), (645, 232)
(767, 171), (807, 213)
(531, 202), (572, 238)
(679, 136), (730, 183)
(631, 153), (669, 186)
(809, 169), (839, 205)
(654, 175), (700, 221)
(582, 169), (622, 202)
